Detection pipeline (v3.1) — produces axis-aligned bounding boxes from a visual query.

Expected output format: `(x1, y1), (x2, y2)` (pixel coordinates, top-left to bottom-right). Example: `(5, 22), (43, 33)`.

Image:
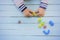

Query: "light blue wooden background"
(0, 0), (60, 40)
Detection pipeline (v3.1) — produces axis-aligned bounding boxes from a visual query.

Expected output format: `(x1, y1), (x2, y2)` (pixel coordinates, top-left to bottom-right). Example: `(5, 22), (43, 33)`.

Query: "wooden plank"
(0, 0), (60, 4)
(0, 36), (60, 40)
(0, 17), (60, 24)
(0, 5), (60, 11)
(0, 5), (60, 16)
(0, 24), (60, 35)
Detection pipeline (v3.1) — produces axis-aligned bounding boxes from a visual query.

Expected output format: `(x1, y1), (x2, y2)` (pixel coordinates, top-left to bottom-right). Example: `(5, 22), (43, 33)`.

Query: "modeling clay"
(38, 22), (45, 28)
(41, 22), (45, 26)
(43, 25), (47, 29)
(38, 18), (42, 23)
(49, 20), (54, 26)
(38, 24), (42, 28)
(43, 29), (50, 35)
(18, 21), (21, 24)
(32, 12), (37, 16)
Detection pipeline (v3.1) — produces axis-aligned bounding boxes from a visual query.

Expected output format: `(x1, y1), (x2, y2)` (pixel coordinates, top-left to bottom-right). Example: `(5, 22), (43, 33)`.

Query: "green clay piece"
(38, 22), (45, 28)
(38, 18), (42, 23)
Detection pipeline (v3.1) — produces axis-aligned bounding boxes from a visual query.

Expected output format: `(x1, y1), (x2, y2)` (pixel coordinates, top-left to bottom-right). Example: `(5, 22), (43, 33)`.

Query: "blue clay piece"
(49, 20), (54, 26)
(43, 29), (50, 35)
